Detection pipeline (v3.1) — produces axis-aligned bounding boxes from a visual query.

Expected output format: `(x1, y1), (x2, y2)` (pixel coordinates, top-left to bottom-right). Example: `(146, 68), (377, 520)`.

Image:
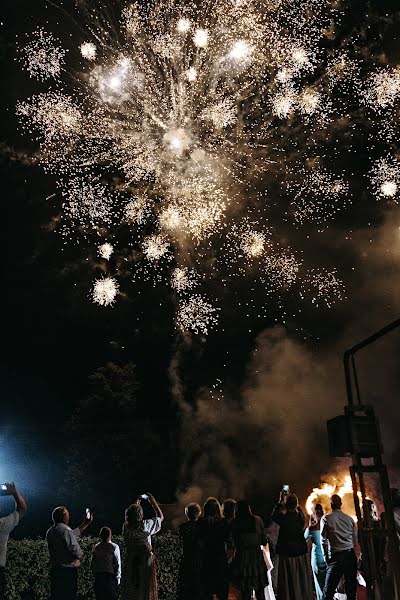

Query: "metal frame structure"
(343, 318), (400, 599)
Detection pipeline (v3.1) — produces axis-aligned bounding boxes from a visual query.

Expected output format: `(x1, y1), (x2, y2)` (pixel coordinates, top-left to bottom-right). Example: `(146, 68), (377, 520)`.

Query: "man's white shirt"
(320, 509), (357, 561)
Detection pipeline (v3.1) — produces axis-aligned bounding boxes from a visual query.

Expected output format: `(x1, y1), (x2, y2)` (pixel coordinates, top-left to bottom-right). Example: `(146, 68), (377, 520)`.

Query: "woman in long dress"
(272, 492), (314, 600)
(121, 493), (163, 600)
(197, 497), (233, 600)
(230, 500), (271, 600)
(178, 502), (202, 600)
(304, 503), (327, 600)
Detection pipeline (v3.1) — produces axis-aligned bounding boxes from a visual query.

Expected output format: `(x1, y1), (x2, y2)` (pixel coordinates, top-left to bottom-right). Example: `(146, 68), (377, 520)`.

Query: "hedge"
(5, 532), (182, 600)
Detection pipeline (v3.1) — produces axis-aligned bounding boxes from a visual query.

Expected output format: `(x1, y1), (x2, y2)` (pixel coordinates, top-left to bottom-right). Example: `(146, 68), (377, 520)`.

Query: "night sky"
(2, 0), (400, 536)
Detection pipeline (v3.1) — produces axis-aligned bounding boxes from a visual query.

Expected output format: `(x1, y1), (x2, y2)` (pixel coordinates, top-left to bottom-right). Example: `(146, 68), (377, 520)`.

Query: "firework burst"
(15, 0), (393, 334)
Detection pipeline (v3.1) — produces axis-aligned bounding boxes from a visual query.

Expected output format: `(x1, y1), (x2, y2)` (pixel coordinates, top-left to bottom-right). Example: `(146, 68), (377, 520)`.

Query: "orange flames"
(305, 474), (367, 522)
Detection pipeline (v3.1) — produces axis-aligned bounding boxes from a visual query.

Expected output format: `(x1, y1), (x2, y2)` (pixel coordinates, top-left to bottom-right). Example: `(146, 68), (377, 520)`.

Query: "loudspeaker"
(327, 412), (383, 458)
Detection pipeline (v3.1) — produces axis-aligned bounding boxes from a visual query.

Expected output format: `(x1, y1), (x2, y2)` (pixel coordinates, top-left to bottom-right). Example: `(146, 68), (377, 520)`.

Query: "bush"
(6, 532), (182, 600)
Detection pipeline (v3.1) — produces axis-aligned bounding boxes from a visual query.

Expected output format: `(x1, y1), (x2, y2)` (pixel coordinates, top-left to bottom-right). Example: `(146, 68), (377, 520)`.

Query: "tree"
(59, 362), (167, 528)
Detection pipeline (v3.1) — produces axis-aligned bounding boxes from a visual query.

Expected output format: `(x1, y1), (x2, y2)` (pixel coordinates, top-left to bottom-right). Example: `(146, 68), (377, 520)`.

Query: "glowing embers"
(18, 28), (66, 81)
(16, 92), (82, 144)
(300, 268), (345, 308)
(80, 42), (97, 61)
(163, 128), (192, 154)
(370, 156), (400, 202)
(92, 277), (119, 306)
(289, 167), (350, 224)
(98, 243), (114, 260)
(177, 294), (219, 335)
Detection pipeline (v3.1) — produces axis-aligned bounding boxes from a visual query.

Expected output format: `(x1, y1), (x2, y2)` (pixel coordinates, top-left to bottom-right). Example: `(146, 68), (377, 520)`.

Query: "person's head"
(285, 494), (299, 511)
(222, 499), (237, 521)
(203, 497), (222, 519)
(100, 526), (112, 542)
(331, 494), (342, 510)
(125, 503), (144, 527)
(185, 502), (201, 522)
(314, 503), (324, 519)
(236, 500), (252, 519)
(310, 503), (324, 526)
(52, 506), (69, 525)
(365, 499), (378, 521)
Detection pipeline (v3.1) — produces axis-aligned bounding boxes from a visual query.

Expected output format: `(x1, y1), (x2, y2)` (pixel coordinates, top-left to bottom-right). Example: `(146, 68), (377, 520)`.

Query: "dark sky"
(1, 0), (400, 533)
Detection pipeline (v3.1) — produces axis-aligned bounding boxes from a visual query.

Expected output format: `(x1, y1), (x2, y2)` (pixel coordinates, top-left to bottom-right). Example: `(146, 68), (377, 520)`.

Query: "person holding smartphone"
(0, 483), (28, 600)
(271, 487), (313, 600)
(121, 492), (164, 600)
(46, 505), (93, 600)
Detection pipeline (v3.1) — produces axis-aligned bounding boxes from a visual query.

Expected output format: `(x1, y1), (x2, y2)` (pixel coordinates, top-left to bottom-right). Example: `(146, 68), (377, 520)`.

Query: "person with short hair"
(272, 490), (314, 600)
(222, 499), (237, 524)
(46, 505), (92, 600)
(178, 503), (202, 600)
(0, 482), (28, 600)
(92, 526), (121, 600)
(320, 494), (358, 600)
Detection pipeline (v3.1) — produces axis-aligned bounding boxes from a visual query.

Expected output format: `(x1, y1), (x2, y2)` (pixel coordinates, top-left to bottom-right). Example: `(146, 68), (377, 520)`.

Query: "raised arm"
(147, 493), (164, 522)
(5, 483), (28, 519)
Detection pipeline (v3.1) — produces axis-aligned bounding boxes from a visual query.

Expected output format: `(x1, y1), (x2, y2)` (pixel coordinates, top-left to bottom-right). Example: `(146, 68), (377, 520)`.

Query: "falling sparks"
(98, 243), (114, 260)
(300, 269), (345, 308)
(92, 277), (119, 306)
(80, 42), (97, 60)
(171, 267), (199, 292)
(18, 28), (66, 81)
(15, 0), (397, 334)
(370, 156), (400, 202)
(177, 295), (219, 335)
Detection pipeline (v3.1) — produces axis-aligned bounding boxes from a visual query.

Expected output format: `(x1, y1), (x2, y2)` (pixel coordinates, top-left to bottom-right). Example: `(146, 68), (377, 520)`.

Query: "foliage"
(6, 532), (182, 600)
(59, 362), (170, 522)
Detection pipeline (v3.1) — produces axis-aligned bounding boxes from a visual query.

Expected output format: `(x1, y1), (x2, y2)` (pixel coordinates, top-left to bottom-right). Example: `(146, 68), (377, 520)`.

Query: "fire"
(305, 474), (366, 522)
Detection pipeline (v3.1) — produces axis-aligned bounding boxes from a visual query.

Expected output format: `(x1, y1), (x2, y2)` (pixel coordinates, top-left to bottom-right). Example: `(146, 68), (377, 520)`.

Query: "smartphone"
(85, 507), (91, 519)
(140, 494), (148, 500)
(282, 484), (290, 493)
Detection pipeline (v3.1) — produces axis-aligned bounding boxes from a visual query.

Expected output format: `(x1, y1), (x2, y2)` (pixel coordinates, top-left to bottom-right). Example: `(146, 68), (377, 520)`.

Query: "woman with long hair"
(120, 493), (163, 600)
(230, 500), (273, 600)
(272, 492), (313, 600)
(304, 503), (327, 600)
(197, 497), (233, 600)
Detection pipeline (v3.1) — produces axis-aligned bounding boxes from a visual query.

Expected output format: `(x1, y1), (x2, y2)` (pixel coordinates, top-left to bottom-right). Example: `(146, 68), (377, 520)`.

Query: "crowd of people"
(1, 482), (400, 600)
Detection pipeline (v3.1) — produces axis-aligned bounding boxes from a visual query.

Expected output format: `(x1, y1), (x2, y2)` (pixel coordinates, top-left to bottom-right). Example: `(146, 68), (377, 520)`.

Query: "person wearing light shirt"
(320, 494), (358, 600)
(0, 482), (28, 600)
(46, 505), (92, 600)
(91, 526), (121, 600)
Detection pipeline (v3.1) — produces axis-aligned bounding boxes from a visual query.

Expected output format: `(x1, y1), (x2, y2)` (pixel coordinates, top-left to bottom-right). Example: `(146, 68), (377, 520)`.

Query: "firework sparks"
(80, 42), (97, 60)
(98, 243), (114, 260)
(177, 294), (219, 335)
(92, 277), (119, 306)
(16, 0), (393, 333)
(300, 269), (345, 308)
(370, 156), (400, 201)
(19, 28), (66, 81)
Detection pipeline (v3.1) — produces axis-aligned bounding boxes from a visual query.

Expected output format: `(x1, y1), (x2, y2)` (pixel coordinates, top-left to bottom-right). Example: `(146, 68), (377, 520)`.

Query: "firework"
(98, 243), (114, 260)
(16, 0), (391, 333)
(300, 269), (345, 308)
(370, 156), (400, 202)
(18, 28), (66, 81)
(92, 277), (119, 306)
(177, 295), (219, 335)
